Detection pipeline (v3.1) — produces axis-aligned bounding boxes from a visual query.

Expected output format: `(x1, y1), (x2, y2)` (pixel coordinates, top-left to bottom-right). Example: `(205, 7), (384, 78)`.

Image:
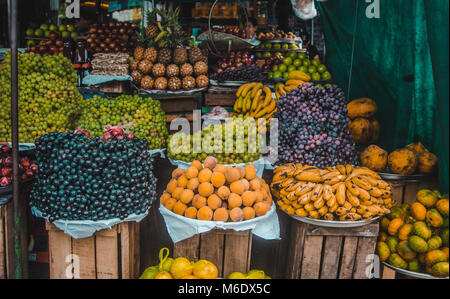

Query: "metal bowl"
(382, 262), (448, 279)
(281, 209), (380, 228)
(378, 172), (434, 181)
(258, 38), (303, 44)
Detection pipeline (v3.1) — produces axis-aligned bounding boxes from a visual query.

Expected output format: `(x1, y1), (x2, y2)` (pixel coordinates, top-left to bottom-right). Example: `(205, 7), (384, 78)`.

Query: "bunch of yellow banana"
(271, 164), (393, 222)
(234, 82), (277, 120)
(275, 79), (306, 100)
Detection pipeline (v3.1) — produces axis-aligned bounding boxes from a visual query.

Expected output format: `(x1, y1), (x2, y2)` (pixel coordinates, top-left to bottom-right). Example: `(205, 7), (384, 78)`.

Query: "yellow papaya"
(411, 202), (427, 221)
(377, 241), (390, 262)
(408, 258), (421, 273)
(398, 224), (414, 241)
(388, 218), (404, 236)
(426, 208), (444, 228)
(431, 262), (449, 278)
(436, 198), (449, 217)
(427, 235), (443, 251)
(408, 235), (429, 253)
(425, 249), (448, 267)
(413, 221), (432, 240)
(397, 241), (417, 261)
(388, 253), (408, 269)
(416, 189), (438, 208)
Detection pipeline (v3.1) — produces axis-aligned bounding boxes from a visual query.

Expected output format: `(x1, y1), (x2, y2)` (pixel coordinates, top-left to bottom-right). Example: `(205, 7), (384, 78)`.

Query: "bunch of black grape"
(30, 131), (157, 221)
(0, 52), (81, 142)
(77, 95), (168, 149)
(210, 65), (266, 82)
(274, 83), (357, 168)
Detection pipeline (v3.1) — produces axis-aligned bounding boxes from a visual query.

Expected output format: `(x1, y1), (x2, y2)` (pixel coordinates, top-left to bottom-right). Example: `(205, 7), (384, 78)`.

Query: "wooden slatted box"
(285, 221), (379, 279)
(0, 202), (13, 279)
(204, 86), (238, 108)
(46, 221), (140, 279)
(173, 229), (252, 279)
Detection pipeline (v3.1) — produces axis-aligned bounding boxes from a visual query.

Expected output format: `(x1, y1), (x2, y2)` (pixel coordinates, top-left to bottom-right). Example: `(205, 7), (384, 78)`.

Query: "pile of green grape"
(0, 52), (81, 142)
(168, 116), (264, 164)
(77, 95), (168, 149)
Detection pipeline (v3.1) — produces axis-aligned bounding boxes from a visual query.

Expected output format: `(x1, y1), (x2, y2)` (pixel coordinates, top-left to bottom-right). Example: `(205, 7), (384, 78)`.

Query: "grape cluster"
(77, 95), (168, 149)
(30, 131), (157, 221)
(168, 116), (264, 164)
(274, 84), (357, 168)
(210, 65), (266, 83)
(0, 52), (81, 142)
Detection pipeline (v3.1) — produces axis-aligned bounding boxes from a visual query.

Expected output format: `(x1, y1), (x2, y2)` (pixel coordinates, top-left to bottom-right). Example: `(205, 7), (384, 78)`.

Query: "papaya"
(436, 198), (449, 217)
(389, 206), (408, 221)
(408, 258), (421, 273)
(348, 118), (372, 144)
(411, 202), (427, 221)
(379, 231), (388, 242)
(360, 145), (388, 171)
(380, 217), (390, 232)
(398, 224), (413, 241)
(387, 148), (418, 175)
(425, 250), (448, 267)
(442, 247), (449, 259)
(397, 241), (417, 261)
(416, 152), (439, 175)
(441, 228), (449, 247)
(418, 253), (426, 265)
(413, 221), (432, 240)
(388, 253), (408, 269)
(388, 218), (404, 236)
(408, 235), (429, 253)
(406, 142), (428, 155)
(377, 241), (390, 262)
(369, 119), (380, 143)
(347, 98), (378, 119)
(431, 262), (449, 278)
(426, 209), (444, 228)
(416, 189), (438, 208)
(427, 236), (443, 251)
(386, 237), (399, 253)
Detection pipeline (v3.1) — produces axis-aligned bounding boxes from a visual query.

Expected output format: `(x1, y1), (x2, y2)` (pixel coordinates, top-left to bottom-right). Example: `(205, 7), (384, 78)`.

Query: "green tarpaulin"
(317, 0), (449, 192)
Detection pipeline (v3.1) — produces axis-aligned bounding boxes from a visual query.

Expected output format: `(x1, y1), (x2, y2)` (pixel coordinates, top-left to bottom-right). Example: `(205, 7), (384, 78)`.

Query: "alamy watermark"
(365, 0), (380, 19)
(65, 0), (80, 19)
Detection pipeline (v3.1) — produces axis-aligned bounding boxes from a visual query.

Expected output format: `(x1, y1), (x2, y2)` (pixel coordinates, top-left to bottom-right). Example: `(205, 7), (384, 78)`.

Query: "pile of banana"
(234, 83), (277, 119)
(271, 164), (393, 221)
(275, 80), (306, 100)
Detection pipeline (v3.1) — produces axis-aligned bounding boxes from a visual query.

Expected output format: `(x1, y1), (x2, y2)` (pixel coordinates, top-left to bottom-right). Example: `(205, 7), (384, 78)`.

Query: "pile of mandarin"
(160, 156), (272, 222)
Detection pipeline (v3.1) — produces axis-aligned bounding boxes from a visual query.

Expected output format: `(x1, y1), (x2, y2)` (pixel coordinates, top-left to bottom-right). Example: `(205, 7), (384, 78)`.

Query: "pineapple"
(158, 48), (173, 65)
(129, 59), (138, 71)
(134, 46), (145, 61)
(131, 70), (143, 83)
(144, 47), (158, 63)
(173, 46), (188, 65)
(141, 75), (154, 89)
(180, 63), (193, 77)
(166, 64), (180, 77)
(152, 63), (166, 77)
(168, 77), (182, 91)
(196, 75), (209, 88)
(182, 76), (196, 90)
(138, 60), (153, 74)
(155, 77), (168, 90)
(194, 61), (208, 76)
(188, 47), (205, 64)
(145, 10), (159, 38)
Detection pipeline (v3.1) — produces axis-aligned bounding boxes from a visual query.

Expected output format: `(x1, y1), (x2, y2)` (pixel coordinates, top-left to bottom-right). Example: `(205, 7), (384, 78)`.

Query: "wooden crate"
(97, 80), (130, 94)
(139, 92), (203, 114)
(0, 202), (13, 279)
(285, 221), (379, 279)
(204, 86), (238, 107)
(173, 229), (252, 278)
(46, 221), (140, 279)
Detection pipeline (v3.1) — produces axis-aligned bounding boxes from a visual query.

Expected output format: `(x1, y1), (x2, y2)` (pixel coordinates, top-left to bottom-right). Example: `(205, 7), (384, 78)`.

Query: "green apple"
(317, 64), (327, 73)
(288, 65), (296, 72)
(58, 25), (66, 32)
(278, 64), (288, 73)
(273, 71), (283, 79)
(322, 71), (332, 80)
(49, 24), (58, 32)
(61, 31), (70, 39)
(312, 58), (321, 66)
(293, 59), (302, 67)
(44, 30), (50, 37)
(297, 52), (307, 60)
(273, 43), (281, 49)
(282, 57), (292, 66)
(34, 29), (44, 37)
(311, 72), (321, 81)
(26, 28), (34, 36)
(288, 52), (297, 59)
(303, 59), (311, 67)
(40, 24), (49, 31)
(308, 66), (317, 74)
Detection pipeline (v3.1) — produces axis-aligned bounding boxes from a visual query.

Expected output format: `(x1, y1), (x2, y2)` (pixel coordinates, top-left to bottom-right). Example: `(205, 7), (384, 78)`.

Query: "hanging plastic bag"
(290, 0), (318, 20)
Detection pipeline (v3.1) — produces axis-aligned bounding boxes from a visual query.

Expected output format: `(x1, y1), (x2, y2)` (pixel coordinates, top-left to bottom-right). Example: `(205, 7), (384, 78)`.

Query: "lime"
(278, 64), (288, 73)
(298, 52), (307, 60)
(263, 52), (271, 58)
(40, 24), (49, 31)
(272, 65), (279, 72)
(288, 52), (297, 59)
(265, 43), (272, 49)
(298, 66), (308, 73)
(293, 59), (302, 67)
(316, 84), (323, 87)
(288, 65), (296, 72)
(34, 29), (44, 37)
(282, 57), (293, 66)
(26, 28), (34, 36)
(312, 59), (321, 66)
(61, 31), (70, 39)
(44, 30), (50, 37)
(49, 24), (58, 32)
(282, 43), (289, 49)
(274, 51), (283, 57)
(322, 71), (332, 80)
(283, 72), (289, 80)
(268, 72), (274, 78)
(289, 44), (299, 49)
(317, 64), (327, 73)
(308, 66), (317, 74)
(303, 59), (311, 67)
(273, 71), (283, 78)
(58, 25), (66, 32)
(273, 43), (281, 49)
(312, 72), (321, 81)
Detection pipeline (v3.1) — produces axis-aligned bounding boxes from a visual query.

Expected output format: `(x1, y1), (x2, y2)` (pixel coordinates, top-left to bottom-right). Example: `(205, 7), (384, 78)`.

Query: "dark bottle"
(62, 40), (74, 62)
(73, 40), (90, 86)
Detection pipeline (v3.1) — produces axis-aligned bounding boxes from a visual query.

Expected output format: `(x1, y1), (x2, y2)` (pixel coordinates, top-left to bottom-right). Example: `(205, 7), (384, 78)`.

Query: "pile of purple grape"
(274, 83), (357, 168)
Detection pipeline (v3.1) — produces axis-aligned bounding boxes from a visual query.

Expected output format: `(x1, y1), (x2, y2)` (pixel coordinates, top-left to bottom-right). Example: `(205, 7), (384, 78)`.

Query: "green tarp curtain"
(317, 0), (449, 193)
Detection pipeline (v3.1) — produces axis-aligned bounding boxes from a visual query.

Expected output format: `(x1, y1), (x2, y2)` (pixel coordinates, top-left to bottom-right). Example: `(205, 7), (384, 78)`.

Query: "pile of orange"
(161, 156), (272, 222)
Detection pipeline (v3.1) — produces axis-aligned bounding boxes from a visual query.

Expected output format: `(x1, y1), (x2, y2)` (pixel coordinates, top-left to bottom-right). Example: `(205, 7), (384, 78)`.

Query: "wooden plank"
(95, 228), (119, 279)
(307, 223), (379, 237)
(389, 181), (405, 205)
(173, 234), (200, 261)
(0, 205), (5, 279)
(222, 230), (252, 278)
(403, 181), (421, 205)
(338, 237), (359, 279)
(300, 235), (323, 279)
(285, 220), (307, 279)
(4, 202), (14, 279)
(120, 222), (132, 279)
(353, 236), (378, 279)
(132, 222), (140, 279)
(320, 236), (343, 279)
(47, 227), (72, 279)
(160, 98), (200, 113)
(205, 93), (236, 107)
(381, 265), (397, 279)
(72, 236), (97, 279)
(200, 230), (225, 276)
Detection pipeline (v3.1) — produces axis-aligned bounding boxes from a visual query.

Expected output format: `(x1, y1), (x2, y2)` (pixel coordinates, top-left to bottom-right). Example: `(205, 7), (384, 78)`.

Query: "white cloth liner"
(31, 206), (148, 239)
(159, 203), (280, 243)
